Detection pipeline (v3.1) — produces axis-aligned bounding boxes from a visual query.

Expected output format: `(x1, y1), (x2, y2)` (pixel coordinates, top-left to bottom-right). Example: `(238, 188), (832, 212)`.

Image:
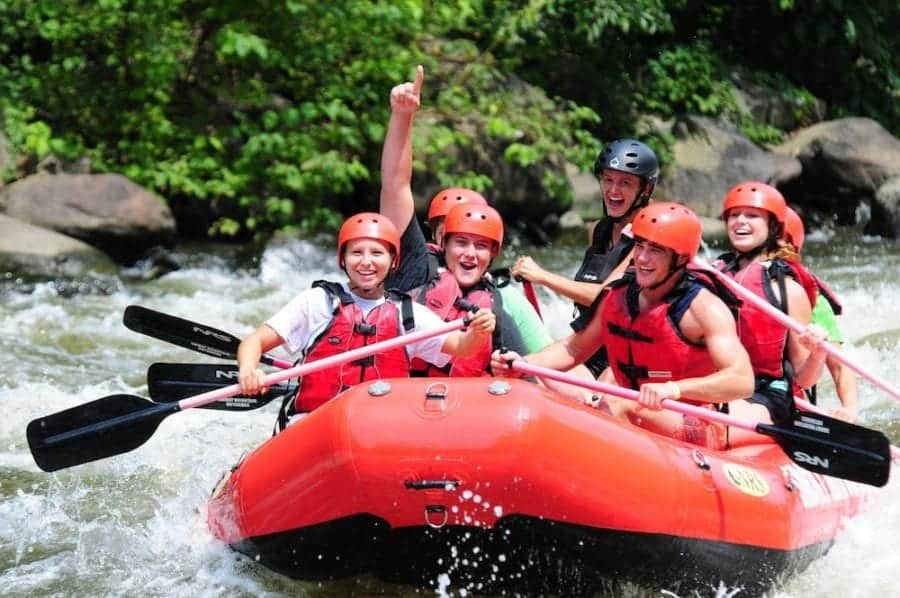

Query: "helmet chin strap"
(644, 255), (686, 291)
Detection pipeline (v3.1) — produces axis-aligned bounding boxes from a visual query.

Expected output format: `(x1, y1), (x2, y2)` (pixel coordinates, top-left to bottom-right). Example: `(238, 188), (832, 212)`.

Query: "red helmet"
(783, 207), (805, 252)
(443, 204), (504, 255)
(337, 212), (400, 270)
(631, 202), (702, 260)
(427, 188), (488, 223)
(721, 181), (787, 225)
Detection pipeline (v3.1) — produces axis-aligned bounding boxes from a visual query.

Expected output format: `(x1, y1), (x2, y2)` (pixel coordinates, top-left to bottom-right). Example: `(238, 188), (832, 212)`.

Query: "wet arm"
(827, 356), (859, 421)
(440, 308), (495, 357)
(514, 248), (633, 308)
(518, 303), (606, 372)
(673, 291), (755, 403)
(785, 280), (827, 390)
(379, 65), (423, 235)
(237, 325), (285, 394)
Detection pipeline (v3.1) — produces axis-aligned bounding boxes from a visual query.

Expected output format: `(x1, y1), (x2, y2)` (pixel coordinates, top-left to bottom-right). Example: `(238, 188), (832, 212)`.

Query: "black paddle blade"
(27, 394), (178, 472)
(147, 362), (295, 410)
(761, 411), (891, 487)
(123, 305), (241, 360)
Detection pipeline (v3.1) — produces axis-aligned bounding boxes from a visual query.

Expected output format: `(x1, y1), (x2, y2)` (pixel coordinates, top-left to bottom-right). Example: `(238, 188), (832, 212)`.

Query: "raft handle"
(424, 382), (449, 400)
(425, 505), (449, 529)
(782, 469), (796, 492)
(691, 449), (710, 470)
(404, 479), (460, 490)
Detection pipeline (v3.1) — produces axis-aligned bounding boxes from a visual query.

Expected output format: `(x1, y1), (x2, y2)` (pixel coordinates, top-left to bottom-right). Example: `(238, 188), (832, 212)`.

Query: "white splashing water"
(2, 234), (898, 596)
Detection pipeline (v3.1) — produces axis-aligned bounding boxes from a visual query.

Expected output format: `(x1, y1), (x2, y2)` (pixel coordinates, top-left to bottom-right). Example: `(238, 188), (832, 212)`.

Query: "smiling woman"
(343, 237), (395, 297)
(716, 181), (829, 428)
(337, 214), (400, 298)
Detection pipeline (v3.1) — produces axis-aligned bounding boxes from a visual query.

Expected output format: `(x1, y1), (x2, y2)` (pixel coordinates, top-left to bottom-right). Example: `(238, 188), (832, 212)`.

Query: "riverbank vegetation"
(1, 1), (897, 238)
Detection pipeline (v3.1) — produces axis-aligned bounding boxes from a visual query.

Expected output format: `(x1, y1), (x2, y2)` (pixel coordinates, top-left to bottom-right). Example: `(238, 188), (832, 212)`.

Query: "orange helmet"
(783, 207), (805, 252)
(427, 188), (488, 223)
(721, 181), (787, 224)
(631, 202), (702, 260)
(443, 204), (504, 256)
(337, 212), (400, 270)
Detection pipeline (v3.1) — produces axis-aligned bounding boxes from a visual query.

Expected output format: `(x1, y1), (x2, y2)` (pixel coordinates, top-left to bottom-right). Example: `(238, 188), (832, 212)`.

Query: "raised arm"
(379, 65), (424, 234)
(512, 249), (633, 307)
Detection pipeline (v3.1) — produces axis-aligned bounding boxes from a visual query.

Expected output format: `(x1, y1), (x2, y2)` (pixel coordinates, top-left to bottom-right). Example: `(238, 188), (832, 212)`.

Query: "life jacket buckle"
(353, 355), (375, 367)
(453, 297), (478, 313)
(354, 323), (377, 335)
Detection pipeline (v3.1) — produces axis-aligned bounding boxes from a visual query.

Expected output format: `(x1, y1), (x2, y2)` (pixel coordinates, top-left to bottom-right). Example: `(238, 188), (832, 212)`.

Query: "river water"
(1, 228), (898, 597)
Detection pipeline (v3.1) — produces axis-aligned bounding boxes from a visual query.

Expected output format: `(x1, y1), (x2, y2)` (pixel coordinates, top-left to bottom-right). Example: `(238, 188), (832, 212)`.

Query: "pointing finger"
(413, 64), (424, 97)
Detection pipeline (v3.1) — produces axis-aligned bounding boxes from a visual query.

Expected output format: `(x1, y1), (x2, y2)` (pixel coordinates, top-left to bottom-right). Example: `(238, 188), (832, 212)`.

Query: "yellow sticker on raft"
(723, 464), (770, 497)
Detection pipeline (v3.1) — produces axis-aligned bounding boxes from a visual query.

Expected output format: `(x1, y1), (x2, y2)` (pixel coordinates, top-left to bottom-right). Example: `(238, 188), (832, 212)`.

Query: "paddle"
(795, 396), (900, 462)
(27, 318), (468, 472)
(520, 279), (543, 321)
(691, 257), (900, 403)
(510, 360), (891, 487)
(122, 305), (293, 368)
(491, 268), (543, 321)
(147, 362), (295, 410)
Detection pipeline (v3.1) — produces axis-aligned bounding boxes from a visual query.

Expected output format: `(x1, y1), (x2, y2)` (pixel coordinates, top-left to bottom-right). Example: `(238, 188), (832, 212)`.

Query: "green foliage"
(416, 52), (602, 204)
(739, 121), (785, 146)
(638, 42), (739, 119)
(703, 0), (899, 133)
(0, 0), (897, 238)
(1, 0), (425, 236)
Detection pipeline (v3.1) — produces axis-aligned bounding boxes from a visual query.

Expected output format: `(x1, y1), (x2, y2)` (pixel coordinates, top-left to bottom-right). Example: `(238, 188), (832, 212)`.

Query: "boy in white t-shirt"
(237, 213), (495, 427)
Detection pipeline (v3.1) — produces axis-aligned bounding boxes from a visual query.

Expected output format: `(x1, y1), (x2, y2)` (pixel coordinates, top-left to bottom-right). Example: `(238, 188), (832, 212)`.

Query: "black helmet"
(594, 139), (659, 184)
(593, 139), (659, 220)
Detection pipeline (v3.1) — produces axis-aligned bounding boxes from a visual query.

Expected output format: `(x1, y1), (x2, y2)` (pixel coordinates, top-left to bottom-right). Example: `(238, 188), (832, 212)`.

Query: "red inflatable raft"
(207, 377), (874, 595)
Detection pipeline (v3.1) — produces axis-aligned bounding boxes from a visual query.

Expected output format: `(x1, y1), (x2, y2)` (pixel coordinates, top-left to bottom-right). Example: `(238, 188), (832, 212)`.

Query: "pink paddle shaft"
(693, 257), (900, 403)
(178, 318), (466, 411)
(267, 355), (293, 369)
(511, 360), (760, 435)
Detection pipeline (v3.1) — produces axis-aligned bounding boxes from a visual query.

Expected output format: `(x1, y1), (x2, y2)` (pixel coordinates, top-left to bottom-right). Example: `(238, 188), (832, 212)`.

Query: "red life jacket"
(781, 258), (819, 309)
(292, 281), (413, 413)
(408, 268), (497, 377)
(718, 259), (799, 379)
(600, 274), (717, 405)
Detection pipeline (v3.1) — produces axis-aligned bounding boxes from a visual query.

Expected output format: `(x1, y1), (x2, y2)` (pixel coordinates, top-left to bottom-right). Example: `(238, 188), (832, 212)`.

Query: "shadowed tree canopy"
(1, 0), (896, 238)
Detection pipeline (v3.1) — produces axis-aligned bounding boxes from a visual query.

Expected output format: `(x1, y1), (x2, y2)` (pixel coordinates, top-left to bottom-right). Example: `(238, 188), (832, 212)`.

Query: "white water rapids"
(1, 231), (898, 597)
